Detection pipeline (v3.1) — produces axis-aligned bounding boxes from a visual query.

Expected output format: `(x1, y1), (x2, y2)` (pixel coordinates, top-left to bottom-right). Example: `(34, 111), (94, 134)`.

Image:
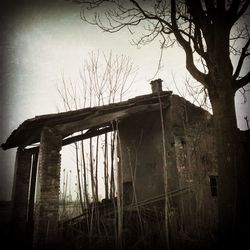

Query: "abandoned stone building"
(1, 79), (217, 248)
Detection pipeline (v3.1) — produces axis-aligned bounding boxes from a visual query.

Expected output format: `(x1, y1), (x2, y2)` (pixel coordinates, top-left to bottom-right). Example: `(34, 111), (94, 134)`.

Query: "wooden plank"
(62, 125), (115, 146)
(24, 124), (117, 152)
(56, 103), (164, 136)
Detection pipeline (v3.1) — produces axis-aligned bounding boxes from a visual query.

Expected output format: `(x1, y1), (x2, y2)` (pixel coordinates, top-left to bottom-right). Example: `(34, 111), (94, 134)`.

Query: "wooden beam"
(25, 146), (39, 154)
(19, 132), (40, 150)
(23, 102), (169, 151)
(56, 103), (164, 136)
(62, 125), (116, 146)
(24, 124), (117, 152)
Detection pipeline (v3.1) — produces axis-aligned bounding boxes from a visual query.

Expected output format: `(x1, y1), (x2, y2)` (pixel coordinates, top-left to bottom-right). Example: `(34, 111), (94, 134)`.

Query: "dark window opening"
(181, 139), (186, 145)
(209, 175), (217, 197)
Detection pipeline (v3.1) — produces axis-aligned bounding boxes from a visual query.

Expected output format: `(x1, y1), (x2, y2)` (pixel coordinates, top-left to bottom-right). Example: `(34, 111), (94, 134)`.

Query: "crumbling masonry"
(2, 79), (217, 249)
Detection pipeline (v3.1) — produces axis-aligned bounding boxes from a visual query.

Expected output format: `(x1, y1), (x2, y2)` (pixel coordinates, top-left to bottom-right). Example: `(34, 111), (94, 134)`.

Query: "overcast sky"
(0, 0), (249, 201)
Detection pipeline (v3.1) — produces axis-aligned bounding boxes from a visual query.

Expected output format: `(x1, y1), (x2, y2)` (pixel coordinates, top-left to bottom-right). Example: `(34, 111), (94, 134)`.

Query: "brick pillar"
(33, 127), (62, 250)
(11, 148), (32, 246)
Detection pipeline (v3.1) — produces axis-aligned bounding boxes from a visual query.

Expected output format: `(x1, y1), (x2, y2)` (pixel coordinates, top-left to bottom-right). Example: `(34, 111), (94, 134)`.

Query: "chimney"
(150, 79), (163, 94)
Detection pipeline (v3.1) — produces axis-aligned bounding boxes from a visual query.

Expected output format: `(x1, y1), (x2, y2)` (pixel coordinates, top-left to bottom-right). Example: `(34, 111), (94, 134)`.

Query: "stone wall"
(118, 105), (179, 206)
(171, 94), (217, 240)
(119, 94), (217, 242)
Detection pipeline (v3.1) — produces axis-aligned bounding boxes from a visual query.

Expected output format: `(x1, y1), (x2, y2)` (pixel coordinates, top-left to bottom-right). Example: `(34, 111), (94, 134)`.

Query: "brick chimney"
(150, 78), (163, 94)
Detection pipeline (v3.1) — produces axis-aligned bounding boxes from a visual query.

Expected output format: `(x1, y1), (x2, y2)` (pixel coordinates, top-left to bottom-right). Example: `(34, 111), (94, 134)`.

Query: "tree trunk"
(209, 84), (249, 246)
(110, 131), (116, 199)
(104, 133), (109, 200)
(89, 138), (96, 202)
(203, 21), (250, 245)
(81, 139), (89, 208)
(75, 142), (85, 213)
(95, 136), (100, 201)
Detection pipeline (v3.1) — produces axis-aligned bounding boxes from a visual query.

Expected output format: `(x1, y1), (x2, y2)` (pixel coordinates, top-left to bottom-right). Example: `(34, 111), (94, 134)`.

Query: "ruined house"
(1, 79), (217, 249)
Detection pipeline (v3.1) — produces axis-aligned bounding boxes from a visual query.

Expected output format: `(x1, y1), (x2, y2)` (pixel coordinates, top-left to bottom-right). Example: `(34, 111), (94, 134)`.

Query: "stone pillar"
(33, 127), (62, 250)
(12, 148), (32, 246)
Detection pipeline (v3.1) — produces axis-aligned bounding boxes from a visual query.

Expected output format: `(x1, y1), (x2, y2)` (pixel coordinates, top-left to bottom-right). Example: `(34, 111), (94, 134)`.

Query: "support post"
(26, 152), (39, 248)
(33, 127), (62, 250)
(12, 148), (32, 247)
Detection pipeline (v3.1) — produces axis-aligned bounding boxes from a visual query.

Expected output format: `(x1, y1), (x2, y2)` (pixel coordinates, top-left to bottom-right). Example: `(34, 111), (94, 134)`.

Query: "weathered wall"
(171, 95), (217, 240)
(118, 106), (179, 205)
(175, 127), (217, 239)
(119, 94), (218, 241)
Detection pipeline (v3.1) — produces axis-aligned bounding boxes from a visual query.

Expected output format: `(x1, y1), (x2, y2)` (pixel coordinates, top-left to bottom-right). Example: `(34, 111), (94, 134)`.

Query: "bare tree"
(73, 0), (250, 246)
(57, 50), (137, 207)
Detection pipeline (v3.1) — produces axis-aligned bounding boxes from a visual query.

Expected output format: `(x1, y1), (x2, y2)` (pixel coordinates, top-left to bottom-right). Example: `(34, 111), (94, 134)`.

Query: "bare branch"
(228, 0), (250, 24)
(238, 85), (250, 104)
(233, 37), (250, 80)
(170, 0), (208, 86)
(235, 70), (250, 90)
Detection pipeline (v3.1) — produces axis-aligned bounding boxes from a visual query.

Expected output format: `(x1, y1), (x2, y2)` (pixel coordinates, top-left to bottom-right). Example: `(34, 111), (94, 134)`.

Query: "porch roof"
(1, 91), (172, 150)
